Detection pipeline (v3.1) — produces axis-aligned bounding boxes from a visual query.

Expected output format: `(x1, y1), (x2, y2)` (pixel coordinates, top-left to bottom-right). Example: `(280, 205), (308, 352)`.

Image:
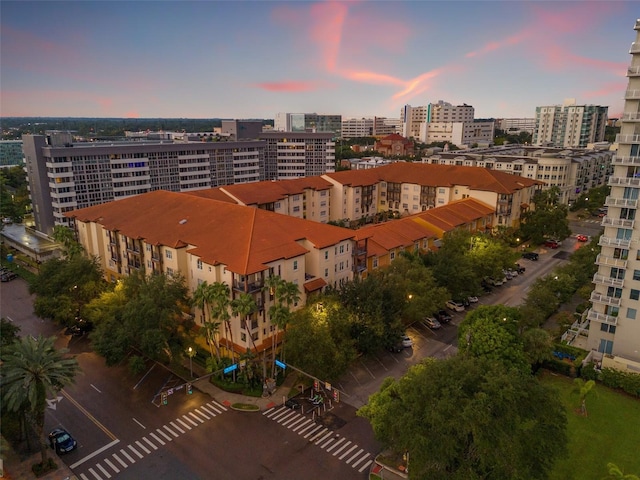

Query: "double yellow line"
(61, 390), (117, 441)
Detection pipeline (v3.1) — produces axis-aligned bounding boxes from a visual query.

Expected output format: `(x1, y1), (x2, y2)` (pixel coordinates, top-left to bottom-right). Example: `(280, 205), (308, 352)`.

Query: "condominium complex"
(585, 19), (640, 367)
(23, 130), (335, 235)
(533, 99), (608, 148)
(274, 113), (342, 138)
(0, 140), (24, 167)
(341, 117), (401, 138)
(401, 101), (494, 147)
(423, 144), (614, 204)
(497, 118), (536, 134)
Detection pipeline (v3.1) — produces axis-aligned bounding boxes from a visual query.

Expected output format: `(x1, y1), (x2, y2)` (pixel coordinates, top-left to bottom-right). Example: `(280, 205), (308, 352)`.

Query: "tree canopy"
(358, 355), (568, 480)
(520, 187), (571, 244)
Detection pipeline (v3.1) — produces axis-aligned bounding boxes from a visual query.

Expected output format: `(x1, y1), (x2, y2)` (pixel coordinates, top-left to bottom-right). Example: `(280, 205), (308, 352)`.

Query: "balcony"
(598, 236), (631, 249)
(232, 278), (264, 294)
(631, 42), (640, 54)
(586, 309), (618, 326)
(624, 89), (640, 100)
(612, 155), (640, 166)
(608, 176), (640, 187)
(600, 216), (635, 229)
(592, 272), (624, 288)
(622, 112), (640, 122)
(616, 134), (640, 144)
(595, 254), (628, 269)
(605, 196), (637, 208)
(628, 66), (640, 77)
(590, 291), (622, 308)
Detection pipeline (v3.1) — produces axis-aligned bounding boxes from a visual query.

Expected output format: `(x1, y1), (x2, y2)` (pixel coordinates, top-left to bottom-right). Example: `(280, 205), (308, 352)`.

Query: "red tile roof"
(187, 177), (333, 206)
(67, 190), (355, 275)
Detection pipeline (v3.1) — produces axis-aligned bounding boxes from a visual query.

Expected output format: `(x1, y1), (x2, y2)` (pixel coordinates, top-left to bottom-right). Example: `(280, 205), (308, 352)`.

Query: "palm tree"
(191, 281), (220, 361)
(231, 292), (258, 354)
(264, 275), (285, 376)
(604, 463), (640, 480)
(574, 378), (596, 416)
(1, 335), (80, 465)
(275, 279), (300, 366)
(210, 282), (233, 363)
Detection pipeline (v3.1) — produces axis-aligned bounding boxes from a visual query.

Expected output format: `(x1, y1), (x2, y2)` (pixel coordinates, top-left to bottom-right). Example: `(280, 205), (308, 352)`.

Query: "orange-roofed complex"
(66, 190), (357, 357)
(374, 133), (414, 157)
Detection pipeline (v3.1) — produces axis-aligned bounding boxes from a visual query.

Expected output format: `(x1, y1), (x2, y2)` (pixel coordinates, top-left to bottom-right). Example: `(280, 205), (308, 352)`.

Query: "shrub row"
(579, 363), (640, 398)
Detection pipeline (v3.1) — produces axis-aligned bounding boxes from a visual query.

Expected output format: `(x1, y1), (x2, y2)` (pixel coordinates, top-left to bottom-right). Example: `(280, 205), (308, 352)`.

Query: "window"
(390, 252), (395, 261)
(439, 188), (445, 194)
(610, 268), (625, 280)
(324, 268), (328, 277)
(600, 323), (616, 333)
(632, 289), (640, 300)
(324, 250), (329, 260)
(628, 307), (637, 320)
(598, 339), (613, 354)
(293, 260), (298, 271)
(373, 258), (378, 268)
(197, 259), (203, 270)
(293, 206), (300, 212)
(166, 250), (173, 259)
(634, 270), (640, 281)
(166, 267), (174, 276)
(607, 287), (623, 298)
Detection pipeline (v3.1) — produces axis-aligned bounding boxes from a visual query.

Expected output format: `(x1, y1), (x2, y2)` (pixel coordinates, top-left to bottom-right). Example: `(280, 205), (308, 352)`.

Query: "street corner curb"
(229, 403), (260, 412)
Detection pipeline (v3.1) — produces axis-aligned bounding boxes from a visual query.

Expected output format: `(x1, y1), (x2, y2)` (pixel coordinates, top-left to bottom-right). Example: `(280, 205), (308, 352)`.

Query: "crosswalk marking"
(150, 432), (166, 445)
(194, 408), (210, 420)
(170, 421), (185, 434)
(292, 418), (313, 432)
(304, 425), (324, 439)
(143, 437), (158, 450)
(320, 434), (336, 448)
(352, 452), (370, 468)
(112, 453), (128, 468)
(200, 404), (217, 416)
(128, 444), (144, 459)
(346, 448), (364, 464)
(157, 428), (173, 441)
(120, 448), (135, 464)
(183, 414), (199, 427)
(164, 425), (179, 437)
(88, 467), (100, 479)
(326, 437), (345, 452)
(97, 462), (111, 478)
(333, 440), (352, 456)
(339, 444), (358, 460)
(209, 400), (227, 412)
(358, 459), (373, 473)
(285, 416), (306, 429)
(188, 412), (205, 423)
(135, 440), (151, 455)
(80, 473), (90, 480)
(176, 418), (192, 430)
(315, 431), (333, 445)
(103, 457), (119, 473)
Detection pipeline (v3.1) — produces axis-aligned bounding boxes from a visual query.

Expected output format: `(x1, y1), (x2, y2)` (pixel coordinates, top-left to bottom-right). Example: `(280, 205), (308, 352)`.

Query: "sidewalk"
(0, 435), (77, 480)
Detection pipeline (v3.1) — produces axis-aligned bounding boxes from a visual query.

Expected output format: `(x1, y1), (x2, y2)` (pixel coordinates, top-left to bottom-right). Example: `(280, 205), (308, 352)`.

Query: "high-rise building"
(22, 133), (266, 236)
(0, 140), (24, 167)
(274, 113), (342, 138)
(259, 131), (335, 180)
(533, 99), (608, 148)
(585, 19), (640, 368)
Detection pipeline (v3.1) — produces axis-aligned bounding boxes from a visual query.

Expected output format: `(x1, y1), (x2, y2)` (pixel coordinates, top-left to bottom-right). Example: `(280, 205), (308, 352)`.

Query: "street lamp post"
(187, 346), (195, 378)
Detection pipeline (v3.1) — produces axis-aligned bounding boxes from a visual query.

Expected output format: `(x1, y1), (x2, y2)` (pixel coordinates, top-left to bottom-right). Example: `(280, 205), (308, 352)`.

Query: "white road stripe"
(103, 458), (119, 473)
(326, 437), (345, 452)
(80, 473), (90, 480)
(128, 444), (144, 459)
(292, 418), (313, 432)
(339, 444), (357, 460)
(119, 448), (135, 464)
(304, 425), (324, 439)
(297, 422), (317, 434)
(88, 467), (101, 479)
(158, 428), (174, 441)
(183, 414), (199, 427)
(315, 431), (333, 445)
(199, 404), (217, 417)
(112, 453), (127, 469)
(135, 440), (151, 454)
(96, 463), (111, 478)
(188, 412), (204, 424)
(176, 418), (192, 430)
(346, 448), (364, 464)
(359, 459), (373, 473)
(170, 421), (185, 434)
(277, 411), (296, 424)
(351, 452), (370, 468)
(270, 408), (290, 421)
(209, 400), (227, 412)
(150, 432), (165, 445)
(194, 408), (210, 420)
(320, 435), (336, 448)
(143, 437), (158, 450)
(285, 416), (306, 429)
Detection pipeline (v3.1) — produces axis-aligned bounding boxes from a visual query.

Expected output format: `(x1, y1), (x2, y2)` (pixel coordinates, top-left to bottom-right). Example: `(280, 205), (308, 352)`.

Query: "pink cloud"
(254, 81), (322, 92)
(582, 80), (628, 99)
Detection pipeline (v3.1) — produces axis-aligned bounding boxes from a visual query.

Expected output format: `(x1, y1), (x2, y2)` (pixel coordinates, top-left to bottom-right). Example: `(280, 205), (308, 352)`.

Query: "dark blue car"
(49, 428), (77, 454)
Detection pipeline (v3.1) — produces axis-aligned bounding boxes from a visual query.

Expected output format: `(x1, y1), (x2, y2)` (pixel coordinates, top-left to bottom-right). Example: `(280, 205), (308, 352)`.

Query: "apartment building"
(274, 113), (342, 138)
(401, 101), (494, 146)
(497, 118), (536, 134)
(66, 190), (357, 357)
(341, 117), (401, 139)
(22, 133), (266, 236)
(585, 19), (640, 368)
(0, 140), (24, 167)
(423, 144), (614, 204)
(220, 120), (264, 140)
(533, 99), (608, 148)
(188, 176), (334, 223)
(259, 131), (335, 180)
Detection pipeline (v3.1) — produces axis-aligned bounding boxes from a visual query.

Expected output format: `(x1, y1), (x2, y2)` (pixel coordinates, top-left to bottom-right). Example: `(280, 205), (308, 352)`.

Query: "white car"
(424, 317), (442, 329)
(446, 300), (465, 312)
(467, 296), (479, 303)
(401, 335), (413, 348)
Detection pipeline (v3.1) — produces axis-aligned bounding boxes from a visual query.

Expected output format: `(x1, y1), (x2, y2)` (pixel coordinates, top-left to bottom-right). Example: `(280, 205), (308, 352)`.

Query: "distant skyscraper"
(0, 140), (24, 167)
(259, 131), (335, 180)
(274, 113), (342, 138)
(533, 99), (608, 148)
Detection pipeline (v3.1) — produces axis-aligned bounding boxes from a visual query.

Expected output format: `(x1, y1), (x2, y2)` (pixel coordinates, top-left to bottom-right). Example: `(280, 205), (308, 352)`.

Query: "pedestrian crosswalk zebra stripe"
(183, 414), (199, 427)
(170, 421), (185, 434)
(332, 441), (351, 456)
(157, 428), (173, 441)
(112, 452), (128, 468)
(188, 411), (205, 423)
(346, 448), (364, 464)
(150, 431), (166, 445)
(315, 431), (333, 445)
(176, 418), (192, 430)
(143, 437), (158, 450)
(128, 444), (144, 459)
(304, 425), (324, 439)
(292, 418), (313, 432)
(194, 408), (210, 420)
(352, 452), (370, 468)
(163, 424), (179, 437)
(339, 444), (358, 460)
(88, 467), (99, 479)
(103, 457), (119, 473)
(135, 440), (151, 454)
(326, 437), (345, 452)
(285, 416), (306, 429)
(96, 463), (111, 478)
(358, 459), (373, 473)
(120, 448), (135, 463)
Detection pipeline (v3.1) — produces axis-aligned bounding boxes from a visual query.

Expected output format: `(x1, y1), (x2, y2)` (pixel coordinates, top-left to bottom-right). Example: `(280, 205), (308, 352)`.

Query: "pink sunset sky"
(0, 1), (636, 119)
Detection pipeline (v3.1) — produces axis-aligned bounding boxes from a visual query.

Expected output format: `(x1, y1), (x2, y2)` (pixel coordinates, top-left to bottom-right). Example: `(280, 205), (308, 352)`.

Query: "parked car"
(434, 309), (452, 323)
(0, 272), (18, 282)
(514, 263), (526, 274)
(576, 234), (589, 242)
(485, 277), (503, 287)
(445, 300), (465, 312)
(424, 317), (442, 330)
(64, 319), (93, 337)
(49, 428), (77, 454)
(522, 252), (539, 261)
(401, 335), (413, 348)
(386, 341), (404, 353)
(285, 398), (301, 410)
(544, 239), (560, 249)
(467, 295), (479, 303)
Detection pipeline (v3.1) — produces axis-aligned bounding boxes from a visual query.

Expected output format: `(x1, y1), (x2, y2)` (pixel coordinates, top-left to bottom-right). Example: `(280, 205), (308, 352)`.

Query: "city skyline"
(0, 1), (635, 120)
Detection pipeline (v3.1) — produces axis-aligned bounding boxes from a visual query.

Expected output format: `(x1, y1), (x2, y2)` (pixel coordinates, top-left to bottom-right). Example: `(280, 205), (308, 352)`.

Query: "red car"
(544, 240), (560, 249)
(576, 234), (588, 242)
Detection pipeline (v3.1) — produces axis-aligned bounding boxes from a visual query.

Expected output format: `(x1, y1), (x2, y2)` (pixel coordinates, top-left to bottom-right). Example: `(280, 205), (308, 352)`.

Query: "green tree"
(520, 186), (571, 244)
(573, 378), (596, 416)
(52, 225), (84, 258)
(209, 282), (234, 365)
(0, 335), (80, 465)
(603, 463), (640, 480)
(264, 275), (300, 376)
(0, 318), (21, 347)
(230, 292), (258, 353)
(88, 272), (189, 365)
(358, 355), (568, 480)
(192, 281), (221, 361)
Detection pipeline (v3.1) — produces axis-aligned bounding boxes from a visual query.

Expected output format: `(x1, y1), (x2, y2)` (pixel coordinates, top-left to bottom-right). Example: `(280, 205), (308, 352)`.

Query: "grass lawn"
(540, 371), (640, 480)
